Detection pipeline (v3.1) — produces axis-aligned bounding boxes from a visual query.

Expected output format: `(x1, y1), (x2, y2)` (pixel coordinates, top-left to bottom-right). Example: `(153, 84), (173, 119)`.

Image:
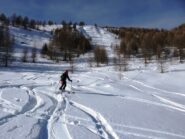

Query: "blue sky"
(0, 0), (185, 28)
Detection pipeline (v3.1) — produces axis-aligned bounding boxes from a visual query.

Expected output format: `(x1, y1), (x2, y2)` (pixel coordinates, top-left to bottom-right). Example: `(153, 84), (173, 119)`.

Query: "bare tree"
(174, 32), (185, 63)
(0, 24), (14, 67)
(31, 47), (37, 63)
(22, 48), (28, 62)
(69, 56), (75, 73)
(122, 55), (129, 71)
(41, 43), (48, 57)
(88, 52), (93, 67)
(158, 51), (168, 73)
(94, 46), (108, 67)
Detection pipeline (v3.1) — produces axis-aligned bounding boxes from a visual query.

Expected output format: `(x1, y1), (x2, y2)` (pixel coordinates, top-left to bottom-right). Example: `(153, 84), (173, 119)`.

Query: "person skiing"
(59, 70), (72, 91)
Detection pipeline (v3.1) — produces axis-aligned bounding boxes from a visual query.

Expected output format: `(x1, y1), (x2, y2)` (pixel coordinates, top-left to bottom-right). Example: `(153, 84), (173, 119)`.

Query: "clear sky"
(0, 0), (185, 29)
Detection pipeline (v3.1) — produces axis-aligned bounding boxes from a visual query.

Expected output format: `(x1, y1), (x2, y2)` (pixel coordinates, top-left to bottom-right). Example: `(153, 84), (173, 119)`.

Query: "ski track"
(153, 94), (185, 111)
(70, 72), (185, 138)
(0, 86), (37, 120)
(47, 95), (72, 139)
(69, 100), (120, 139)
(1, 26), (185, 139)
(78, 71), (185, 114)
(113, 123), (185, 139)
(75, 83), (185, 115)
(124, 76), (185, 97)
(0, 73), (69, 139)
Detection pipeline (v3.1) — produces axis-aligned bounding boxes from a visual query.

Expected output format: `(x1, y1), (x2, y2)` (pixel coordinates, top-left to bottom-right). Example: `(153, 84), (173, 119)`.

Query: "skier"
(59, 70), (72, 91)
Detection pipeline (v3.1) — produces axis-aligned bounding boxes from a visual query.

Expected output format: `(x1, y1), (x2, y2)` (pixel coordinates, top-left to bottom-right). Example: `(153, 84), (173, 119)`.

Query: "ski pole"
(71, 81), (72, 92)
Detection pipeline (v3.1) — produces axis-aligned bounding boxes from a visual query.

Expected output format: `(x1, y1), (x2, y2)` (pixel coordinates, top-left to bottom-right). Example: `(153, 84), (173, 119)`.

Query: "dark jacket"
(61, 72), (71, 82)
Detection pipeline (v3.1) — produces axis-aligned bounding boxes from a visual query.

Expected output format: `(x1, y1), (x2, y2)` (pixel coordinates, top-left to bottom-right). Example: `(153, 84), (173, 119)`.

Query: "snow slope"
(79, 25), (119, 47)
(0, 25), (185, 139)
(9, 26), (51, 63)
(78, 25), (120, 58)
(38, 25), (63, 32)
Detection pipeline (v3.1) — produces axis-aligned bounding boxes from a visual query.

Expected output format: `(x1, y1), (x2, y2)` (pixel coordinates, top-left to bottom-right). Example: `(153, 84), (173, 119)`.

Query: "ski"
(56, 90), (75, 94)
(66, 91), (75, 94)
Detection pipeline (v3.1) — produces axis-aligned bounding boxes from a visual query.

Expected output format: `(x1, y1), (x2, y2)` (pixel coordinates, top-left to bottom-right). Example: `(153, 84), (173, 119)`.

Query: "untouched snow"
(0, 25), (185, 139)
(10, 26), (51, 50)
(38, 25), (63, 32)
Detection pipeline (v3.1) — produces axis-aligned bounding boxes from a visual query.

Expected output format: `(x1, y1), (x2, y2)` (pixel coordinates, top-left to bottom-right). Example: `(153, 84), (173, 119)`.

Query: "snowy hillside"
(78, 25), (120, 58)
(0, 25), (185, 139)
(79, 25), (119, 47)
(38, 24), (63, 32)
(10, 26), (51, 61)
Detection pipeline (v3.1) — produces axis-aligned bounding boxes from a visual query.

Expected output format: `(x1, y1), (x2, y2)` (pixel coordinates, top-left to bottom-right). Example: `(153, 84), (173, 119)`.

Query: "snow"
(10, 26), (51, 61)
(78, 25), (120, 58)
(0, 25), (185, 139)
(79, 25), (119, 47)
(70, 100), (119, 139)
(38, 25), (63, 32)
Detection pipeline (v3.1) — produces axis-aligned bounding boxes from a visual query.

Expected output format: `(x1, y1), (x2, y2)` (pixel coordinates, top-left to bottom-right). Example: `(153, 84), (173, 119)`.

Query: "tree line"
(107, 25), (185, 72)
(0, 23), (14, 67)
(1, 11), (185, 72)
(0, 12), (86, 30)
(41, 24), (92, 62)
(0, 12), (88, 67)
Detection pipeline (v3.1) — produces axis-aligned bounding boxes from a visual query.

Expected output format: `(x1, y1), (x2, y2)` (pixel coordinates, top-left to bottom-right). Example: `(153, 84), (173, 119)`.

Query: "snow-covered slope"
(79, 25), (120, 47)
(78, 25), (120, 58)
(38, 25), (63, 32)
(0, 25), (185, 139)
(9, 26), (51, 63)
(10, 26), (51, 52)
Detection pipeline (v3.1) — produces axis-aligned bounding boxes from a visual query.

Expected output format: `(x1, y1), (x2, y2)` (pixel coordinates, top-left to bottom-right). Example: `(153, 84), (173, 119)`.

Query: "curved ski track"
(0, 73), (121, 139)
(0, 70), (185, 139)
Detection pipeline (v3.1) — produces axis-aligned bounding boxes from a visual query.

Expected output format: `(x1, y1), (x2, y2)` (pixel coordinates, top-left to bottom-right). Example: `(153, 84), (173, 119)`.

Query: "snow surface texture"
(78, 26), (119, 47)
(0, 25), (185, 139)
